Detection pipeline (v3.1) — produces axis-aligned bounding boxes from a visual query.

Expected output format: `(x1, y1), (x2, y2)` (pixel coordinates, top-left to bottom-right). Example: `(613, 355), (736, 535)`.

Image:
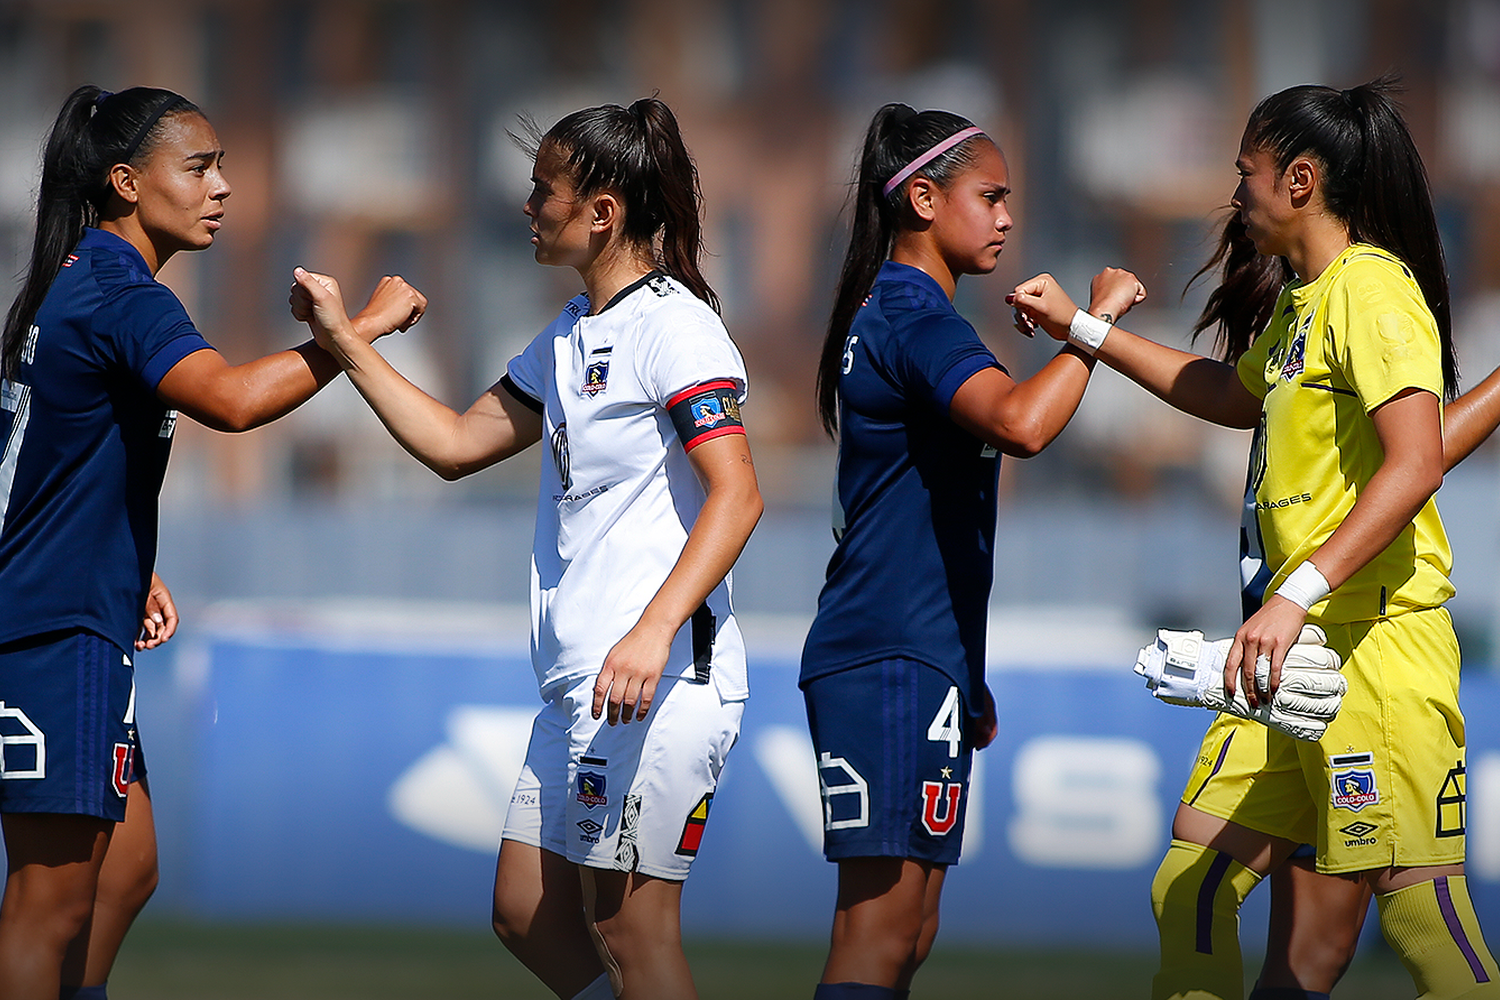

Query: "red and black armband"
(667, 379), (745, 452)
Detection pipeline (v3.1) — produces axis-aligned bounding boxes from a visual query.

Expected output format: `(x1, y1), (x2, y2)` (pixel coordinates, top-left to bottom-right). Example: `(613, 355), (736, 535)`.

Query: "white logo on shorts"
(818, 752), (870, 831)
(0, 702), (46, 779)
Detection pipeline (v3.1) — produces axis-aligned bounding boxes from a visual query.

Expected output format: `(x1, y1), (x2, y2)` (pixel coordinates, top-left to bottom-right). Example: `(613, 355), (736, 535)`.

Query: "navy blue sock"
(1247, 987), (1330, 1000)
(59, 986), (108, 1000)
(813, 984), (900, 999)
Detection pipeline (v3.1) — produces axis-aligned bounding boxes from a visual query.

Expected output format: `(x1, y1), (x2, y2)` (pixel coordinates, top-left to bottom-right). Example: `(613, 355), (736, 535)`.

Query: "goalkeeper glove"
(1134, 624), (1345, 741)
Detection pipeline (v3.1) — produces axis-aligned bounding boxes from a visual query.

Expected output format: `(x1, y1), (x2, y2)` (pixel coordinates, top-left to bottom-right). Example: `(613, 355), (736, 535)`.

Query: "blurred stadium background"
(5, 0), (1500, 995)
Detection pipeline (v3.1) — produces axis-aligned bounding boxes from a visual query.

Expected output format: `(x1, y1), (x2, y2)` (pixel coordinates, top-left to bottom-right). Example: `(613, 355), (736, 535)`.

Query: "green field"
(106, 920), (1419, 999)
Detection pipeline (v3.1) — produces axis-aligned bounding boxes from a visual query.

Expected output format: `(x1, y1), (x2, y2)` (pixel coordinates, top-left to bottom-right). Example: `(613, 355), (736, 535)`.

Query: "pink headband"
(882, 126), (986, 198)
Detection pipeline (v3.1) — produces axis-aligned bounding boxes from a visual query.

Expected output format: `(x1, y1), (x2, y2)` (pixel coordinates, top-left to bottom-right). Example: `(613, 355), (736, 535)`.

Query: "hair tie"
(120, 95), (183, 165)
(94, 90), (114, 110)
(882, 126), (985, 198)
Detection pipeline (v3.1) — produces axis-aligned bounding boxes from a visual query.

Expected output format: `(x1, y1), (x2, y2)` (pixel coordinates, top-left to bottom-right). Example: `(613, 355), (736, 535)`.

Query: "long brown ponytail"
(515, 98), (719, 313)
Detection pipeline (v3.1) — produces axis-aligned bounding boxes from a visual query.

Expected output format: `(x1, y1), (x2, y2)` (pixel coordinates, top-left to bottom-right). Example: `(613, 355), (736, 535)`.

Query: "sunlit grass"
(107, 919), (1415, 999)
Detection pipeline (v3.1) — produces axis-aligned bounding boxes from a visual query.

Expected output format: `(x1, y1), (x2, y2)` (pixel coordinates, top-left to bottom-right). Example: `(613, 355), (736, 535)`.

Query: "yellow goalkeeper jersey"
(1236, 242), (1453, 622)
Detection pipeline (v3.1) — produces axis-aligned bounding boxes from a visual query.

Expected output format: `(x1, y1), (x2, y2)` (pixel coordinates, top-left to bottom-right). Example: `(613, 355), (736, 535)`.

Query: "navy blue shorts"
(803, 658), (974, 865)
(0, 629), (145, 821)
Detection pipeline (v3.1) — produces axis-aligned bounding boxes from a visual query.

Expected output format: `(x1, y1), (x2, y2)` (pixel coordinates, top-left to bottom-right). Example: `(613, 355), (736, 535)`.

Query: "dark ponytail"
(816, 104), (986, 436)
(2, 84), (198, 379)
(1241, 74), (1457, 398)
(516, 98), (719, 313)
(1188, 213), (1292, 363)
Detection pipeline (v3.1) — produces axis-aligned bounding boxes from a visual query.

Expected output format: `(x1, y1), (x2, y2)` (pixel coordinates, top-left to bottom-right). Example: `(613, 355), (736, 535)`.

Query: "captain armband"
(667, 379), (745, 452)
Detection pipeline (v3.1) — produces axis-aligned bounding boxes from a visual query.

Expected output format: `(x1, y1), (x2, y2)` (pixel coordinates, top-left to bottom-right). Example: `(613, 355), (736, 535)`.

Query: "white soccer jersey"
(504, 272), (749, 700)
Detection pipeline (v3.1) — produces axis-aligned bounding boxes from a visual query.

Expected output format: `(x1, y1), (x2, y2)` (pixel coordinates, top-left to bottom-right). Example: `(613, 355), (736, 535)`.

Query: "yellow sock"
(1151, 839), (1263, 1000)
(1378, 875), (1500, 999)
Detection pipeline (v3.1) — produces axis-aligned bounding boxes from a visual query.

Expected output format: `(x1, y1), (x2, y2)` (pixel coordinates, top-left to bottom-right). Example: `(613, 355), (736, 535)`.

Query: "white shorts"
(502, 673), (743, 881)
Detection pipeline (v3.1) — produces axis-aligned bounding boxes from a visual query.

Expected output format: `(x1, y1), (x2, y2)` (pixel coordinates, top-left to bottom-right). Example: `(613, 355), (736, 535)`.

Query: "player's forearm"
(335, 343), (502, 480)
(163, 343), (342, 433)
(1095, 328), (1259, 429)
(1443, 365), (1500, 470)
(986, 346), (1094, 458)
(1298, 450), (1441, 592)
(220, 307), (404, 427)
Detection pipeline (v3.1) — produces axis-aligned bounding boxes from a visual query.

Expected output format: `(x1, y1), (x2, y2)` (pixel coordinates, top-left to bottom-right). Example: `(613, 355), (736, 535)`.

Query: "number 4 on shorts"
(927, 686), (962, 759)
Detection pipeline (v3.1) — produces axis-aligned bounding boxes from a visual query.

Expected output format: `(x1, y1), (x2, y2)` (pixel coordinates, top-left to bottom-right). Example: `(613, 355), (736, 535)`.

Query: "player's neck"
(97, 215), (172, 275)
(1283, 216), (1351, 286)
(578, 242), (656, 315)
(889, 234), (957, 300)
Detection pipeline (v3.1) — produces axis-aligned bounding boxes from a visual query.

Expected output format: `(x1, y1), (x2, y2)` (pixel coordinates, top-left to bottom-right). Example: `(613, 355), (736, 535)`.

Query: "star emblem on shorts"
(940, 767), (952, 779)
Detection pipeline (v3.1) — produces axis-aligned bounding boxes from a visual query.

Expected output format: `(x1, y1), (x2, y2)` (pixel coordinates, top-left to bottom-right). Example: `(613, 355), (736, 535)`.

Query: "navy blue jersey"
(0, 228), (211, 651)
(800, 261), (1002, 711)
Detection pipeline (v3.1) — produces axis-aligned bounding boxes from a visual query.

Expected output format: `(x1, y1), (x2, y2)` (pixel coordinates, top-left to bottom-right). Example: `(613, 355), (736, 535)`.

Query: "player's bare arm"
(1444, 363), (1500, 469)
(1227, 387), (1443, 704)
(946, 353), (1092, 458)
(954, 267), (1154, 455)
(156, 272), (425, 432)
(592, 431), (762, 725)
(1010, 271), (1261, 429)
(290, 268), (541, 476)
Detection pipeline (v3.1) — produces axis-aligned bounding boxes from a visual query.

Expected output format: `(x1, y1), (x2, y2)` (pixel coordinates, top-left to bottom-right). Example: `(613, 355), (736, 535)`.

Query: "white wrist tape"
(1276, 562), (1331, 611)
(1067, 309), (1111, 356)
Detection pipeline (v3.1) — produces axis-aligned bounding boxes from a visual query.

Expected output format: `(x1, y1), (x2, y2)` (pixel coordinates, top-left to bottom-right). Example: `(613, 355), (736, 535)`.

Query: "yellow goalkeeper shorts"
(1179, 606), (1466, 874)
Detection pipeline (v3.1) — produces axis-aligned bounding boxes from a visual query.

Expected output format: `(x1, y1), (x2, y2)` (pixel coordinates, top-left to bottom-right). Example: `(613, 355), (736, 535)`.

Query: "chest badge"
(582, 361), (608, 396)
(1279, 322), (1310, 382)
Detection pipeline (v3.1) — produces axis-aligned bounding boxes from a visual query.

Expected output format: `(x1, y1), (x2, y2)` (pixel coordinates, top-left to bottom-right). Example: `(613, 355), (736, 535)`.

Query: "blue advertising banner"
(140, 602), (1500, 947)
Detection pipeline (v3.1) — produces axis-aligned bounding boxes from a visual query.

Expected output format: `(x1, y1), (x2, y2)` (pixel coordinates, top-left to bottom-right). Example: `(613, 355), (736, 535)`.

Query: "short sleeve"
(636, 300), (748, 406)
(504, 336), (548, 409)
(506, 300), (580, 407)
(1325, 257), (1444, 413)
(895, 312), (999, 412)
(95, 280), (212, 390)
(1237, 328), (1274, 400)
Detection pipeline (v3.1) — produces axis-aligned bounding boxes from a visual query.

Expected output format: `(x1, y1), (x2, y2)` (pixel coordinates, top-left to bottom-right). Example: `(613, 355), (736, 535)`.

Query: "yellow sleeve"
(1325, 255), (1443, 413)
(1235, 307), (1283, 401)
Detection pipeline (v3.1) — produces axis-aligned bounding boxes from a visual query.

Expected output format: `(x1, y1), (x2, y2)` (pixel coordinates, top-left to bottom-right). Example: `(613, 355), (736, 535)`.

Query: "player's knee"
(112, 863), (158, 919)
(832, 905), (926, 966)
(910, 909), (941, 968)
(490, 892), (528, 948)
(1285, 923), (1359, 985)
(591, 902), (681, 961)
(1152, 839), (1262, 947)
(584, 914), (627, 994)
(1150, 843), (1189, 925)
(101, 853), (159, 917)
(1, 879), (95, 950)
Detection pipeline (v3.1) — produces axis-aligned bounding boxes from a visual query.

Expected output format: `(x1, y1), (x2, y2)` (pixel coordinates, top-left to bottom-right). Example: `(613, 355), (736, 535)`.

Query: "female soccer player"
(1188, 203), (1500, 1000)
(1011, 78), (1500, 1000)
(0, 85), (424, 1000)
(799, 104), (1144, 1000)
(291, 98), (761, 1000)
